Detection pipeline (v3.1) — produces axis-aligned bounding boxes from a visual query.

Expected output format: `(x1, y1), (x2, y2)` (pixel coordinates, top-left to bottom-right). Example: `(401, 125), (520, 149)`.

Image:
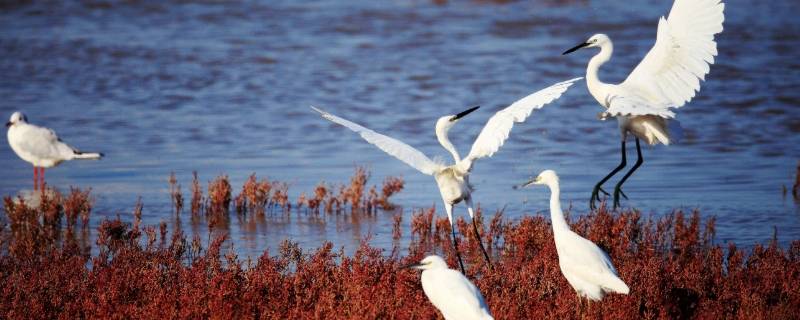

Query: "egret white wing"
(422, 269), (493, 320)
(560, 235), (629, 294)
(622, 0), (724, 111)
(457, 77), (581, 172)
(604, 93), (675, 119)
(312, 106), (441, 176)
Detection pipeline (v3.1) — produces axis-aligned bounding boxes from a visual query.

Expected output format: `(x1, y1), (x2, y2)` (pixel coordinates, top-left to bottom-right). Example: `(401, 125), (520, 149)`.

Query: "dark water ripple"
(0, 0), (798, 257)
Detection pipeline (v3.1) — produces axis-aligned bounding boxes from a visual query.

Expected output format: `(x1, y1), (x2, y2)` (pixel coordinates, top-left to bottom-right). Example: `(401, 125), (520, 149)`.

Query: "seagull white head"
(562, 34), (610, 55)
(6, 111), (27, 128)
(522, 169), (559, 188)
(435, 106), (479, 134)
(407, 255), (449, 271)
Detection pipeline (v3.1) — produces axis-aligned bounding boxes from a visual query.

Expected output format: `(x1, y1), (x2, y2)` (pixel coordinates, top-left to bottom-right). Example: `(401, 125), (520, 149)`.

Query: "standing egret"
(522, 170), (629, 303)
(312, 77), (581, 272)
(407, 255), (493, 320)
(562, 0), (725, 209)
(6, 111), (104, 191)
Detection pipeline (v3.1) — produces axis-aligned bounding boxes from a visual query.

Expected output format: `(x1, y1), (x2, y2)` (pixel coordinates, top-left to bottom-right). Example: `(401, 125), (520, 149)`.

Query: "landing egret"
(6, 111), (104, 191)
(563, 0), (725, 209)
(522, 170), (629, 302)
(407, 255), (493, 320)
(313, 77), (581, 272)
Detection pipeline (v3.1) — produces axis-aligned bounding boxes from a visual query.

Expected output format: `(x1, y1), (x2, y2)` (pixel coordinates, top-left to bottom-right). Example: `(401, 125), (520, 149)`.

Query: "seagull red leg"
(33, 166), (38, 191)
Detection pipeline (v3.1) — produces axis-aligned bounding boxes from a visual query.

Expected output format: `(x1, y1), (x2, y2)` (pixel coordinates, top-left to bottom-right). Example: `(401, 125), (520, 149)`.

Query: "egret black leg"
(613, 138), (643, 209)
(471, 217), (493, 270)
(451, 226), (466, 273)
(591, 140), (627, 210)
(465, 198), (492, 270)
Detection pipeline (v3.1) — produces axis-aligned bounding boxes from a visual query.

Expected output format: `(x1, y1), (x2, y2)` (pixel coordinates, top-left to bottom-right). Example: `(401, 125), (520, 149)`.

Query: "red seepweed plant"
(0, 176), (799, 319)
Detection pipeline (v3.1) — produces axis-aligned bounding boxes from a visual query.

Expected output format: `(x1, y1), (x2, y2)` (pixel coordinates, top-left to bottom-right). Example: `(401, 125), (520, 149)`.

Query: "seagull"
(313, 77), (581, 272)
(562, 0), (725, 209)
(407, 255), (493, 320)
(6, 111), (103, 191)
(522, 170), (629, 305)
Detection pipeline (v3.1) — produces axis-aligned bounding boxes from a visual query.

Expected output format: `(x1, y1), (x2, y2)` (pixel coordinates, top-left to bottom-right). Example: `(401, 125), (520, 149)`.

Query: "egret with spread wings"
(312, 77), (581, 273)
(562, 0), (725, 209)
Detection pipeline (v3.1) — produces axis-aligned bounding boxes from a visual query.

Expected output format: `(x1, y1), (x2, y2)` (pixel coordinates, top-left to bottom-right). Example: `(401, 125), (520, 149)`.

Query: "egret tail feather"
(667, 120), (683, 145)
(604, 276), (630, 295)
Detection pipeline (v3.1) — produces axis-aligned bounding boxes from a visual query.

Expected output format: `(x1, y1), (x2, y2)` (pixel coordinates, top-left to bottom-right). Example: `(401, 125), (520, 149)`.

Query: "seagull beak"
(5, 122), (11, 127)
(451, 105), (480, 121)
(563, 42), (590, 55)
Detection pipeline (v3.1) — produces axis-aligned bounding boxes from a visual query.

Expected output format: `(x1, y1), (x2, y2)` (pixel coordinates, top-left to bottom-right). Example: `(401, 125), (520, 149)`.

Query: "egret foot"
(613, 186), (629, 209)
(590, 184), (610, 210)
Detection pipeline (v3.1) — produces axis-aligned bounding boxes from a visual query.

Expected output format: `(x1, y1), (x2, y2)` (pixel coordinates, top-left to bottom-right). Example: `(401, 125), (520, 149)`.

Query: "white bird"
(6, 111), (103, 191)
(562, 0), (725, 209)
(313, 77), (581, 272)
(408, 255), (493, 320)
(522, 170), (629, 303)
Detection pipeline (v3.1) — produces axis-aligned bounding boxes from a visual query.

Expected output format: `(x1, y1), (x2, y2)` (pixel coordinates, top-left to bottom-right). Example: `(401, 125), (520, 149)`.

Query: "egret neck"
(586, 40), (614, 107)
(436, 124), (462, 163)
(546, 179), (570, 235)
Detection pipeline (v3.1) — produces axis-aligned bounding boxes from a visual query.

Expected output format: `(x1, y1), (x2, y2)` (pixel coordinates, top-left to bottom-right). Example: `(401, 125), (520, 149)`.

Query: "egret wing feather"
(605, 93), (675, 119)
(422, 269), (493, 320)
(312, 106), (441, 176)
(559, 233), (629, 294)
(458, 77), (581, 172)
(622, 0), (724, 112)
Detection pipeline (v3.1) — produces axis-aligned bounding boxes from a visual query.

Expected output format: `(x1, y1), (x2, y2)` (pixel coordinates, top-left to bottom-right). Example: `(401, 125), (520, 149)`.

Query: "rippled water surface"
(1, 0), (798, 257)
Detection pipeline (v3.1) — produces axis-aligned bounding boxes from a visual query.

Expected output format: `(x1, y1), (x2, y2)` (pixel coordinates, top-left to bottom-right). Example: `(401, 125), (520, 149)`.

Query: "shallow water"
(0, 0), (798, 257)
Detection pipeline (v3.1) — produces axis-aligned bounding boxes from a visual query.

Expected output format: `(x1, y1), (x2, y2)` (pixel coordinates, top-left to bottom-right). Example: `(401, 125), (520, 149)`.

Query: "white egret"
(407, 255), (493, 320)
(522, 170), (629, 302)
(312, 77), (581, 272)
(563, 0), (725, 209)
(6, 111), (103, 191)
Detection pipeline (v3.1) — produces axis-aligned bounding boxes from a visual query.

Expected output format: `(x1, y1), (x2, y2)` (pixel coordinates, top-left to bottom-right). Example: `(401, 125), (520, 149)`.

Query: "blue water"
(0, 0), (798, 257)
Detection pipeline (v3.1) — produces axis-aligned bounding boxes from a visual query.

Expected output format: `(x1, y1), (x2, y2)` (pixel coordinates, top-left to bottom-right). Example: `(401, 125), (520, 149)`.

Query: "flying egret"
(6, 111), (104, 191)
(522, 170), (629, 303)
(312, 77), (581, 272)
(407, 255), (493, 320)
(562, 0), (725, 209)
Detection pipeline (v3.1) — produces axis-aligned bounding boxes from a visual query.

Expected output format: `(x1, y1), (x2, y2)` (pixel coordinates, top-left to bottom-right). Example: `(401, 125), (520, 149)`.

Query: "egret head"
(435, 106), (479, 134)
(521, 169), (559, 188)
(563, 34), (610, 55)
(406, 255), (449, 271)
(6, 111), (27, 128)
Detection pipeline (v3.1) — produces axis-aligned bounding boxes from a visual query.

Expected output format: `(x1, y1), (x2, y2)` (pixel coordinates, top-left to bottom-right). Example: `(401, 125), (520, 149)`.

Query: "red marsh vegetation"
(0, 168), (798, 319)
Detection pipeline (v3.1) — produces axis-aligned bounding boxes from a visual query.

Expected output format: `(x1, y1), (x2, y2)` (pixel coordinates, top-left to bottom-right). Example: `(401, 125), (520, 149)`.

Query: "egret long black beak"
(5, 122), (11, 127)
(563, 42), (590, 55)
(520, 177), (540, 188)
(451, 105), (480, 121)
(401, 262), (424, 270)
